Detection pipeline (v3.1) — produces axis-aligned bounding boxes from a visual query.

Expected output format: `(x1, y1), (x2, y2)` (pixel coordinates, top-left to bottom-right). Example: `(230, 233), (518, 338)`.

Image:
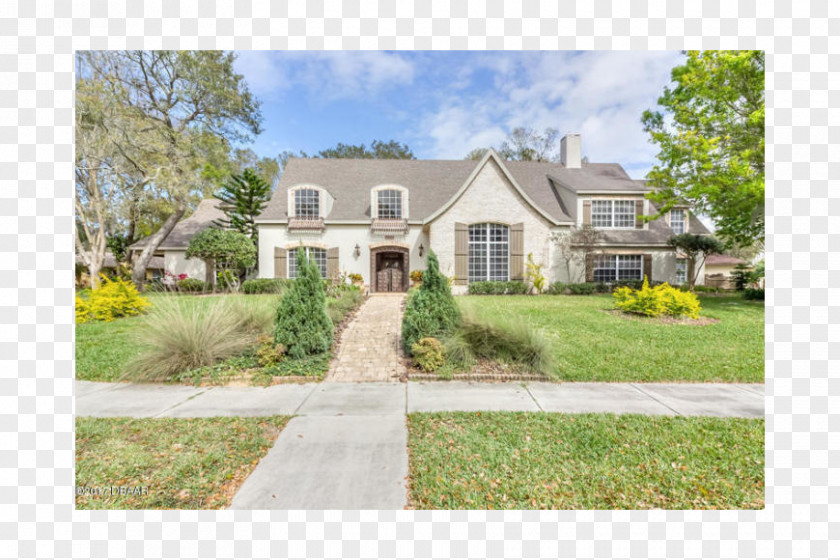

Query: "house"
(255, 133), (710, 293)
(128, 198), (226, 280)
(75, 251), (164, 288)
(704, 254), (747, 290)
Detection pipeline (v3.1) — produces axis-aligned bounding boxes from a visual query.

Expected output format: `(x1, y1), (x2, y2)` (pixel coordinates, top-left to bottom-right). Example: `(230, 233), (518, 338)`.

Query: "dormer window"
(591, 200), (636, 229)
(295, 188), (320, 218)
(670, 209), (686, 234)
(377, 189), (403, 219)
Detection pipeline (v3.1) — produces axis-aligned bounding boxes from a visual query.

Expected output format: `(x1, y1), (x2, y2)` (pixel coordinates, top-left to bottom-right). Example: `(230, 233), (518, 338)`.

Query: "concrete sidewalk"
(76, 380), (765, 419)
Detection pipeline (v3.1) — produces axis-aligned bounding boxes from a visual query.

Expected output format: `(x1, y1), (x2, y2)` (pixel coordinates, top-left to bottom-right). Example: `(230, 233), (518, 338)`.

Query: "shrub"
(411, 337), (445, 372)
(77, 276), (151, 323)
(348, 273), (363, 284)
(401, 251), (460, 353)
(326, 286), (365, 324)
(241, 278), (287, 294)
(743, 288), (765, 301)
(216, 269), (239, 291)
(458, 314), (554, 374)
(410, 270), (423, 283)
(178, 278), (206, 293)
(693, 284), (721, 293)
(126, 298), (255, 382)
(274, 248), (334, 359)
(467, 281), (528, 295)
(524, 253), (547, 294)
(256, 335), (285, 367)
(613, 278), (701, 319)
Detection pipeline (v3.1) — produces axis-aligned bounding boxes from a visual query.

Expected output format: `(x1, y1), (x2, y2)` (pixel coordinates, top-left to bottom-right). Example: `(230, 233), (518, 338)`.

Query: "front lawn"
(458, 294), (764, 382)
(407, 412), (764, 510)
(75, 416), (289, 509)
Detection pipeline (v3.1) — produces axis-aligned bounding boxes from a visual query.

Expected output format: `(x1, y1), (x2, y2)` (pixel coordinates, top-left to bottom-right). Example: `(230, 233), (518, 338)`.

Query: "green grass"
(407, 412), (764, 510)
(76, 316), (144, 381)
(75, 416), (289, 509)
(457, 294), (764, 382)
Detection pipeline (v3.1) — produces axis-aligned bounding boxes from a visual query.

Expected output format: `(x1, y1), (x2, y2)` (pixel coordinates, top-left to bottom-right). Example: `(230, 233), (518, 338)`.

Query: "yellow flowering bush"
(613, 278), (701, 319)
(76, 275), (151, 323)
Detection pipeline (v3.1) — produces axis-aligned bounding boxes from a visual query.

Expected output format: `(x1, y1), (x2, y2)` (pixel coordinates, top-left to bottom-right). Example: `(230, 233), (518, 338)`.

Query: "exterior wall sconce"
(418, 243), (424, 257)
(354, 243), (361, 258)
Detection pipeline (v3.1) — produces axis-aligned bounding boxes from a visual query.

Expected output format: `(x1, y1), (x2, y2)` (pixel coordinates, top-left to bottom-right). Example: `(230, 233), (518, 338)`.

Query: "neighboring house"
(704, 254), (747, 290)
(255, 133), (711, 293)
(75, 251), (164, 287)
(128, 198), (227, 280)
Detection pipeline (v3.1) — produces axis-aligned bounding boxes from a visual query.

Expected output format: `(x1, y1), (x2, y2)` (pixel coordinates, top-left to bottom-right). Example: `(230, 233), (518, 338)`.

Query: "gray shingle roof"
(596, 203), (711, 246)
(75, 252), (164, 269)
(129, 199), (226, 250)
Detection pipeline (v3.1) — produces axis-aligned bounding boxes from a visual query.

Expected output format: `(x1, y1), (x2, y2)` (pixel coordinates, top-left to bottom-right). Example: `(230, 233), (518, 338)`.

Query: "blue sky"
(233, 51), (685, 179)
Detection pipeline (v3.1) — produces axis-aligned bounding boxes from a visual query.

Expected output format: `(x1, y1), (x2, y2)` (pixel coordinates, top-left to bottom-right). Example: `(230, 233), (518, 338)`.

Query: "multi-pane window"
(287, 247), (327, 279)
(294, 188), (319, 218)
(377, 189), (403, 219)
(593, 255), (643, 282)
(590, 200), (637, 228)
(675, 258), (687, 285)
(670, 209), (685, 234)
(468, 223), (509, 282)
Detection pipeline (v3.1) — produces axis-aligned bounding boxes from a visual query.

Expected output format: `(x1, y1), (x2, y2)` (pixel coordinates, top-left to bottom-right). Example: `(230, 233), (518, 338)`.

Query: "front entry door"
(376, 253), (405, 292)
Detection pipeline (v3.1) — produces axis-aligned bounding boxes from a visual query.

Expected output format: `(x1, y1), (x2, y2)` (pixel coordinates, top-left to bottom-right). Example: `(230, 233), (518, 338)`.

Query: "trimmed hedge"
(743, 288), (765, 301)
(242, 278), (288, 294)
(177, 278), (206, 293)
(547, 279), (668, 295)
(467, 281), (529, 295)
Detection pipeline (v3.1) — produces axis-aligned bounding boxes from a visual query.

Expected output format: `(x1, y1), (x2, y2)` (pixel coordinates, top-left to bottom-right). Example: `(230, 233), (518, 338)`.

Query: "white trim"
(590, 199), (637, 230)
(575, 190), (651, 195)
(467, 222), (511, 283)
(423, 149), (561, 226)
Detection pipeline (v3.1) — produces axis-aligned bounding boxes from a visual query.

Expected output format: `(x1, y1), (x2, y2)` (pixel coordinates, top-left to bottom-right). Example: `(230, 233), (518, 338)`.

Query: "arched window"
(377, 189), (403, 219)
(288, 247), (327, 278)
(294, 188), (320, 218)
(468, 223), (509, 282)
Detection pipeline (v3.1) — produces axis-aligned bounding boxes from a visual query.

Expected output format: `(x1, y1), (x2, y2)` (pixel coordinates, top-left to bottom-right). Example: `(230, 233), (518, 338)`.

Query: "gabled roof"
(705, 254), (745, 266)
(129, 198), (226, 250)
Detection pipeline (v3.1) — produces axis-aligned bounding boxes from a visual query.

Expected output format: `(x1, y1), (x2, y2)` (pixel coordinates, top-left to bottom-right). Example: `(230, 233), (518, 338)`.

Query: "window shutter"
(274, 247), (287, 279)
(582, 200), (592, 225)
(585, 254), (594, 282)
(635, 200), (645, 229)
(643, 254), (653, 281)
(327, 247), (339, 280)
(454, 222), (468, 285)
(510, 223), (524, 281)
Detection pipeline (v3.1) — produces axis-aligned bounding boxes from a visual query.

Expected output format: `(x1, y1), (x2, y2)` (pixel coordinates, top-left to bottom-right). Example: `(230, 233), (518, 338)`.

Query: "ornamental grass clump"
(401, 251), (460, 353)
(457, 313), (554, 375)
(273, 248), (334, 359)
(613, 277), (701, 319)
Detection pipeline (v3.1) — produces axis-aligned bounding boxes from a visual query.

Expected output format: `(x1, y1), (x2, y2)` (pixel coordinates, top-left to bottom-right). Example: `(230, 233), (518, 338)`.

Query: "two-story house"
(255, 133), (710, 293)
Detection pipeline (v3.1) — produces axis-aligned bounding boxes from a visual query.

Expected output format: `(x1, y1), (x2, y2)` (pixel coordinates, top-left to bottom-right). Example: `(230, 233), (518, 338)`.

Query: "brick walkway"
(325, 293), (406, 382)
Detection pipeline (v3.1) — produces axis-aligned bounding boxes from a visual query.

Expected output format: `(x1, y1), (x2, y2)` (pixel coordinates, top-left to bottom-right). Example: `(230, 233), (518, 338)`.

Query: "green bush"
(467, 281), (528, 295)
(613, 278), (702, 318)
(255, 335), (285, 367)
(693, 284), (721, 293)
(457, 314), (554, 374)
(76, 276), (152, 323)
(411, 337), (445, 372)
(178, 278), (206, 293)
(743, 288), (765, 301)
(274, 248), (334, 359)
(241, 278), (288, 294)
(401, 251), (460, 353)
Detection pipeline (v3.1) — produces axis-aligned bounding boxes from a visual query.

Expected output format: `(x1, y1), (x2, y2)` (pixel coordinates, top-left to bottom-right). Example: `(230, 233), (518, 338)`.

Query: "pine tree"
(401, 250), (460, 353)
(214, 168), (272, 252)
(274, 248), (334, 359)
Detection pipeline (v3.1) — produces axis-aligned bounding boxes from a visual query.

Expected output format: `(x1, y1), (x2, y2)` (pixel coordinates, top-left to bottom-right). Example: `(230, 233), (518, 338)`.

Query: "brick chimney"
(560, 133), (581, 168)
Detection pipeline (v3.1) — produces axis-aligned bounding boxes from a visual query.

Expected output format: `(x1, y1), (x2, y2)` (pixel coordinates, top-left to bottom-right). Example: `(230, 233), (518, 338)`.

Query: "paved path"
(76, 380), (764, 509)
(325, 294), (406, 383)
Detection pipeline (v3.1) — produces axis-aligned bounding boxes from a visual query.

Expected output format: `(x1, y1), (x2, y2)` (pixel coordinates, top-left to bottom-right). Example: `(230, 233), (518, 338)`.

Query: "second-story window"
(377, 189), (403, 219)
(591, 200), (636, 228)
(295, 188), (319, 218)
(670, 209), (685, 234)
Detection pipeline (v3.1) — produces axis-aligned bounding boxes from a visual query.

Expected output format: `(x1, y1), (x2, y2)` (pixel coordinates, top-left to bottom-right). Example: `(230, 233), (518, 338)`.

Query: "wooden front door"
(376, 253), (405, 292)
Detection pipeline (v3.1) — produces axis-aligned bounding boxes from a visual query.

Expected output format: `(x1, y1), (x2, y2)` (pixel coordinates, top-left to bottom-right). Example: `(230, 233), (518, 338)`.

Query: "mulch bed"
(603, 308), (720, 326)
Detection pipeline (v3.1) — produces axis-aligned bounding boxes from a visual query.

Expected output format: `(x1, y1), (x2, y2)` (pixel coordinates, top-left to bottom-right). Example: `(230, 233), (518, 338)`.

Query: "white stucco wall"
(257, 224), (429, 285)
(427, 159), (554, 292)
(547, 245), (704, 286)
(164, 250), (207, 279)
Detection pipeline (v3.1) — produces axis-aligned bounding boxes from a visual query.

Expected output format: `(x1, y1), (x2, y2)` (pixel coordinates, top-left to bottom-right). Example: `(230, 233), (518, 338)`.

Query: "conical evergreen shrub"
(274, 248), (334, 359)
(401, 250), (460, 353)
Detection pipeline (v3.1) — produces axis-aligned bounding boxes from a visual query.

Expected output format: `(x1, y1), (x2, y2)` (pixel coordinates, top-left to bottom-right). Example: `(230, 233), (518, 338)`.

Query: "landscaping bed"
(75, 416), (290, 509)
(407, 412), (764, 510)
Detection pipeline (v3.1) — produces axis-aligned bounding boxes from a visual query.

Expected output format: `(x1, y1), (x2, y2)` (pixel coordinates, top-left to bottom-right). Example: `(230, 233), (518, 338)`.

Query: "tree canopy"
(214, 168), (272, 242)
(642, 51), (765, 248)
(465, 127), (561, 162)
(186, 228), (257, 271)
(667, 233), (725, 289)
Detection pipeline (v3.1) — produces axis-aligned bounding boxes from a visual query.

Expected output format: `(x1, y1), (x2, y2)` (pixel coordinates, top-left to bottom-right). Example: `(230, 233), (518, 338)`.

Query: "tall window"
(377, 189), (403, 219)
(287, 247), (327, 278)
(593, 255), (643, 282)
(590, 200), (636, 228)
(675, 258), (687, 285)
(670, 209), (685, 234)
(295, 188), (319, 218)
(468, 223), (509, 282)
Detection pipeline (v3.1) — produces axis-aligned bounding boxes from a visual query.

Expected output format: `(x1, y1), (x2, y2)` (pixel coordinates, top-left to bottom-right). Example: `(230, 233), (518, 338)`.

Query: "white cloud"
(234, 50), (414, 102)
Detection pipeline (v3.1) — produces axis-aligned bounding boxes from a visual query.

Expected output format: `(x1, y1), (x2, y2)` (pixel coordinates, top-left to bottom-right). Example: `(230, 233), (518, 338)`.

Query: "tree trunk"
(204, 258), (215, 293)
(131, 203), (186, 290)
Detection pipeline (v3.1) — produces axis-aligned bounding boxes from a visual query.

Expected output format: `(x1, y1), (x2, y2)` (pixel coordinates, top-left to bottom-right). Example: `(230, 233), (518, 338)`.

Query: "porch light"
(354, 243), (360, 258)
(419, 243), (424, 257)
